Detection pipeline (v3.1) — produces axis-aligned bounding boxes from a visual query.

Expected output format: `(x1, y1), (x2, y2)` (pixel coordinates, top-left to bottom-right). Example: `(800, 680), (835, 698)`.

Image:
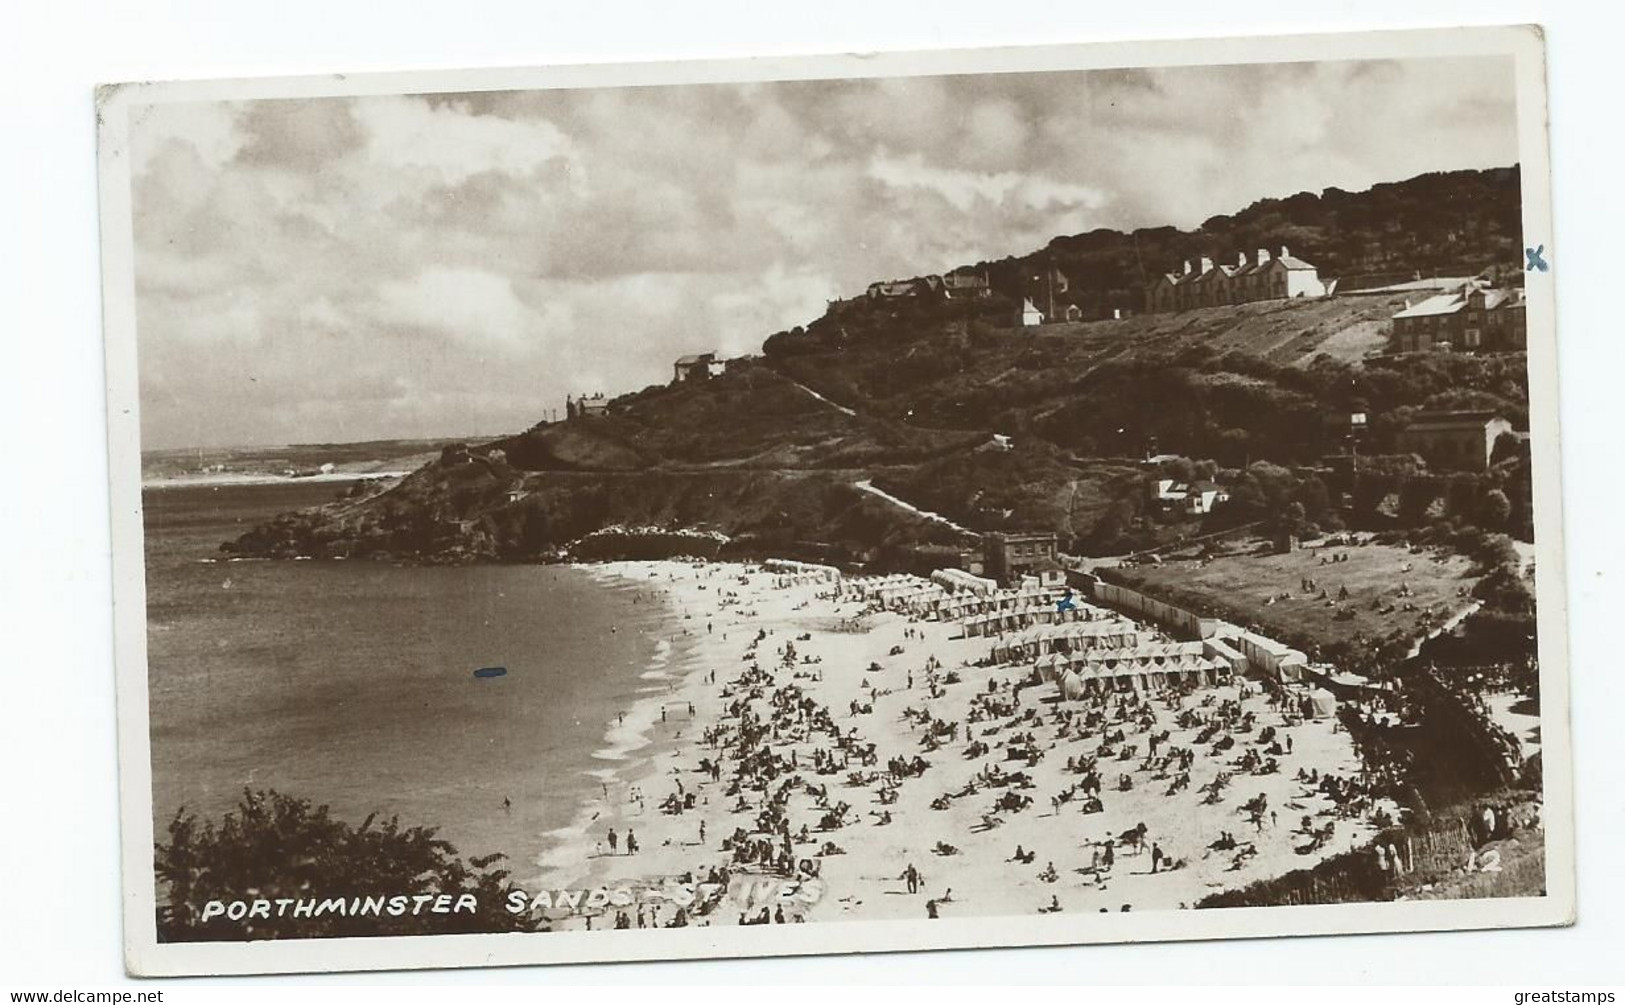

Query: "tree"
(1480, 488), (1512, 529)
(1491, 431), (1523, 465)
(1160, 456), (1196, 483)
(155, 790), (545, 942)
(1294, 476), (1332, 519)
(1280, 500), (1309, 537)
(1472, 531), (1522, 576)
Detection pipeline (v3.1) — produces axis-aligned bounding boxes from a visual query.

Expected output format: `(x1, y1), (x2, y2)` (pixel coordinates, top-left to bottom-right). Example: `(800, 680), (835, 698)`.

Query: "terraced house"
(1389, 282), (1527, 353)
(1143, 247), (1329, 313)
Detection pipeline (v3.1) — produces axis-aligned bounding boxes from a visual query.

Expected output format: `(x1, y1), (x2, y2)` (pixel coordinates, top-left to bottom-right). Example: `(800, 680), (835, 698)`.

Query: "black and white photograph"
(91, 24), (1572, 977)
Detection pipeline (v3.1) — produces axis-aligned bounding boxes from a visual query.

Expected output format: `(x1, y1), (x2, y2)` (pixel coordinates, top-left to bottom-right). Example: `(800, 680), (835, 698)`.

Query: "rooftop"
(1393, 286), (1524, 320)
(1392, 293), (1467, 319)
(1403, 409), (1509, 432)
(986, 530), (1058, 542)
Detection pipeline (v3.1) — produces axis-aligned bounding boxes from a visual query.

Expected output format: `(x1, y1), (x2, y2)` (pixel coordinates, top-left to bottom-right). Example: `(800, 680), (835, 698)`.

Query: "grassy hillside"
(1104, 541), (1480, 671)
(226, 166), (1532, 567)
(226, 454), (966, 563)
(773, 293), (1415, 435)
(499, 365), (983, 472)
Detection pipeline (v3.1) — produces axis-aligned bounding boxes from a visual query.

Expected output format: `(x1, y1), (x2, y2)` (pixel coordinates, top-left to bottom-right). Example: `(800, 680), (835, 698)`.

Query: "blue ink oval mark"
(474, 667), (508, 679)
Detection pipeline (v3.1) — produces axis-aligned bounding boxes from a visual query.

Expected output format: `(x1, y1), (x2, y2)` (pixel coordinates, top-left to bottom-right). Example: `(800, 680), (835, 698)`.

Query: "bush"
(156, 790), (543, 942)
(1480, 488), (1512, 529)
(1470, 532), (1522, 577)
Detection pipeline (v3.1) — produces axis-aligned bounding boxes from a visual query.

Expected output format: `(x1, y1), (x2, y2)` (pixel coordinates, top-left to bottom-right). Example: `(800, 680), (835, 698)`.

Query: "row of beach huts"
(799, 564), (1322, 704)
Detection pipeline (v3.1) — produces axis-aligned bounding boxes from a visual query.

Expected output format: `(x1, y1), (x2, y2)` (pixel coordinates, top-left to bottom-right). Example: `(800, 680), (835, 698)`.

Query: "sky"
(128, 54), (1520, 450)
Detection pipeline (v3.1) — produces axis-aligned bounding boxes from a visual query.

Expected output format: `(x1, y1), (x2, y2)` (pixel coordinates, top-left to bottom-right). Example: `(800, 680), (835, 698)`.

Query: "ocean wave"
(591, 701), (661, 763)
(524, 566), (693, 887)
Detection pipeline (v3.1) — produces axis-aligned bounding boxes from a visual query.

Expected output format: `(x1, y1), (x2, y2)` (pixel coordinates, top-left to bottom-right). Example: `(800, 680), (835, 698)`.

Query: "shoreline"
(519, 559), (1399, 930)
(141, 471), (411, 490)
(526, 564), (717, 893)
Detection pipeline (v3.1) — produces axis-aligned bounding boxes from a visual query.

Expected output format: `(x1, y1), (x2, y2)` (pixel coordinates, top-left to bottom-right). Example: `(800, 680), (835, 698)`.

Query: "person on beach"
(608, 828), (618, 855)
(627, 830), (639, 855)
(903, 863), (921, 894)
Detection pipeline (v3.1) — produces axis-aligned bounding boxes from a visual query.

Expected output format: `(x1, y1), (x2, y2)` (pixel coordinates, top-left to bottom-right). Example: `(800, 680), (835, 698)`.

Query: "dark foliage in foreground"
(156, 789), (544, 941)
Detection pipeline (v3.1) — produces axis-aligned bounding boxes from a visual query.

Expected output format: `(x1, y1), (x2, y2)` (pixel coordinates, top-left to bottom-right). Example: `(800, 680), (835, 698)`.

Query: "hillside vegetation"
(957, 165), (1523, 318)
(224, 167), (1533, 568)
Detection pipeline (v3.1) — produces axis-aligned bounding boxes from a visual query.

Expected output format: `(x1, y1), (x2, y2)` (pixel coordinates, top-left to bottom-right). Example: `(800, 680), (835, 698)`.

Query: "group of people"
(573, 563), (1414, 927)
(603, 827), (639, 856)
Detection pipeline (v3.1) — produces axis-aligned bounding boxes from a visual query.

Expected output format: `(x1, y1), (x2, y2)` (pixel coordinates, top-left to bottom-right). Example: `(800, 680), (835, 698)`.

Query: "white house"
(1153, 478), (1229, 515)
(1017, 298), (1045, 327)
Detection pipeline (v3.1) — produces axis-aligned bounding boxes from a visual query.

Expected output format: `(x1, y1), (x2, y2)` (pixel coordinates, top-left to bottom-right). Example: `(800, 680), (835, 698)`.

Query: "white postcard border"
(96, 22), (1572, 977)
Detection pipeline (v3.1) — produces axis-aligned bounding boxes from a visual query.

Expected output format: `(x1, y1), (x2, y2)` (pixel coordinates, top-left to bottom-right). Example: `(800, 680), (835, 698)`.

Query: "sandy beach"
(526, 560), (1398, 929)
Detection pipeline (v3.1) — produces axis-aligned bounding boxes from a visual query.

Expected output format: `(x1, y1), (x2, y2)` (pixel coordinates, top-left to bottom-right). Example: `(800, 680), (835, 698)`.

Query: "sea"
(142, 479), (679, 885)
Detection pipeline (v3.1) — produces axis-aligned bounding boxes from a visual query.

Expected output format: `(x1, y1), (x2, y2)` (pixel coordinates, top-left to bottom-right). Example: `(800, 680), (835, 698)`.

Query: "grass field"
(1108, 537), (1481, 663)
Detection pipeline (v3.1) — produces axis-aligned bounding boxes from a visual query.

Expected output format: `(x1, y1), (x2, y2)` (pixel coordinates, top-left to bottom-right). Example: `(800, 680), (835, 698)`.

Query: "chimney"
(1280, 245), (1290, 259)
(1198, 256), (1214, 274)
(1182, 259), (1193, 276)
(1237, 252), (1248, 269)
(1256, 248), (1272, 265)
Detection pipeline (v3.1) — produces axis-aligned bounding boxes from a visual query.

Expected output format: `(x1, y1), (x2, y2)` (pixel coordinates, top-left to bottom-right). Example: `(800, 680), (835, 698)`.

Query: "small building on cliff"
(1395, 410), (1515, 472)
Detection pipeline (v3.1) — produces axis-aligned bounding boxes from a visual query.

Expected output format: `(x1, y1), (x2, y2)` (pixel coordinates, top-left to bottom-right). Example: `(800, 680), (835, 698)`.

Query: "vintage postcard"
(97, 24), (1572, 976)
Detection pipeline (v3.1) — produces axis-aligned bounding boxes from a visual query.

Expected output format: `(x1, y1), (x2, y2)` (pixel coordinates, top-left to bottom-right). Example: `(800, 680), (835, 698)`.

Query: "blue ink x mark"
(1525, 245), (1549, 272)
(1057, 593), (1076, 613)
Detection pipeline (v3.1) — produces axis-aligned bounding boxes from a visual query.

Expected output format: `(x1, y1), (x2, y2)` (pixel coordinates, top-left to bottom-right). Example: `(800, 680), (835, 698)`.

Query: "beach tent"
(1204, 638), (1250, 678)
(1276, 652), (1309, 683)
(1034, 624), (1062, 653)
(1303, 689), (1338, 719)
(1059, 669), (1089, 701)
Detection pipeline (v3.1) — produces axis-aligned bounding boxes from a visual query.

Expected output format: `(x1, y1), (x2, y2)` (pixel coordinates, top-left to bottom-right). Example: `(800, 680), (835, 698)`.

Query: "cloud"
(372, 266), (554, 350)
(867, 151), (1108, 214)
(233, 98), (366, 170)
(357, 95), (577, 184)
(129, 55), (1520, 449)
